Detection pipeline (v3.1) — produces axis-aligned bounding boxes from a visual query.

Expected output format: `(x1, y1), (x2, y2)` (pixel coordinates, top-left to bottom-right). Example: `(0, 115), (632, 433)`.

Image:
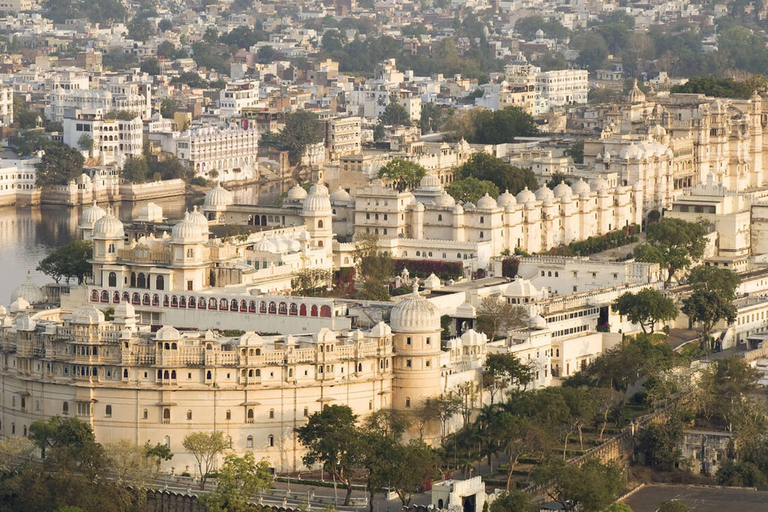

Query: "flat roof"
(622, 485), (768, 512)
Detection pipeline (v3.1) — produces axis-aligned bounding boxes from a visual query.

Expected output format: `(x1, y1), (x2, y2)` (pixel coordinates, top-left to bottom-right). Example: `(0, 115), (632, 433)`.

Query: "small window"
(406, 359), (412, 368)
(186, 410), (192, 421)
(105, 405), (112, 417)
(268, 435), (274, 447)
(269, 409), (275, 419)
(405, 397), (411, 408)
(247, 435), (254, 448)
(304, 407), (309, 417)
(143, 409), (148, 419)
(226, 410), (231, 420)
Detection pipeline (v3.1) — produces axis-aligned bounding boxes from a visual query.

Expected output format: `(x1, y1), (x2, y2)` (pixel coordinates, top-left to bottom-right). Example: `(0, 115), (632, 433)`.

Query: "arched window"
(108, 272), (117, 287)
(91, 290), (99, 302)
(249, 300), (256, 312)
(248, 369), (253, 377)
(171, 370), (176, 379)
(206, 370), (212, 380)
(123, 369), (128, 378)
(220, 298), (228, 310)
(137, 273), (146, 288)
(199, 297), (206, 309)
(189, 297), (196, 308)
(278, 302), (287, 315)
(105, 405), (112, 416)
(241, 300), (248, 312)
(163, 295), (169, 307)
(209, 298), (217, 309)
(170, 295), (178, 307)
(405, 397), (411, 408)
(269, 408), (275, 419)
(63, 402), (69, 415)
(268, 435), (274, 447)
(358, 363), (363, 372)
(247, 409), (254, 423)
(255, 369), (261, 376)
(101, 291), (109, 302)
(113, 291), (120, 303)
(289, 303), (298, 315)
(152, 294), (160, 306)
(130, 272), (136, 288)
(318, 220), (324, 228)
(132, 293), (140, 304)
(230, 299), (238, 311)
(246, 436), (253, 448)
(163, 408), (170, 422)
(186, 410), (192, 420)
(156, 275), (164, 290)
(268, 302), (277, 314)
(143, 409), (148, 419)
(260, 301), (267, 313)
(163, 370), (169, 379)
(143, 293), (150, 305)
(299, 304), (307, 316)
(320, 305), (332, 317)
(226, 410), (231, 420)
(179, 296), (186, 308)
(311, 305), (318, 317)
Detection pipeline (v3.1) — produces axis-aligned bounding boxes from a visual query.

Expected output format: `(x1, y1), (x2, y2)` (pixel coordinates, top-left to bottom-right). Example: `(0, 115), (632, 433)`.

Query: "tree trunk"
(369, 489), (375, 512)
(344, 479), (353, 506)
(563, 431), (570, 460)
(578, 424), (584, 450)
(505, 453), (520, 491)
(599, 412), (609, 442)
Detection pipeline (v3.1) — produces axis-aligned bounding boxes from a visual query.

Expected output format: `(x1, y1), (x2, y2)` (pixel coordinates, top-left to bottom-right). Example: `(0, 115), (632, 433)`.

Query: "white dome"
(529, 314), (547, 329)
(204, 183), (234, 209)
(302, 184), (332, 214)
(171, 212), (204, 243)
(156, 325), (181, 341)
(370, 321), (392, 338)
(137, 202), (164, 222)
(497, 189), (516, 208)
(476, 193), (497, 209)
(254, 237), (277, 253)
(516, 187), (536, 205)
(456, 301), (476, 318)
(330, 186), (351, 203)
(81, 202), (106, 227)
(534, 185), (554, 201)
(93, 207), (124, 239)
(553, 182), (572, 198)
(390, 283), (441, 334)
(453, 203), (464, 215)
(419, 174), (442, 189)
(620, 144), (642, 160)
(435, 192), (456, 207)
(504, 277), (539, 298)
(71, 305), (105, 325)
(592, 176), (610, 191)
(10, 297), (30, 313)
(11, 273), (44, 304)
(188, 206), (210, 234)
(571, 178), (590, 195)
(286, 185), (308, 201)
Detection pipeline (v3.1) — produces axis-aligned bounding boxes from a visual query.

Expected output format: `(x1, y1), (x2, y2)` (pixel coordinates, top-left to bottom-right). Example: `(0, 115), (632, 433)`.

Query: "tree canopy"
(633, 217), (707, 284)
(279, 110), (325, 166)
(182, 431), (228, 489)
(612, 288), (678, 334)
(533, 459), (622, 512)
(37, 240), (93, 284)
(444, 107), (539, 144)
(454, 152), (538, 195)
(203, 452), (273, 512)
(35, 144), (85, 187)
(446, 176), (500, 204)
(377, 158), (426, 192)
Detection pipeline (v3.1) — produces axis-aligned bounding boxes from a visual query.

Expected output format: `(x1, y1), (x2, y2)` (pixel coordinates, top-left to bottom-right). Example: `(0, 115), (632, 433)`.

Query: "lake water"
(0, 181), (286, 304)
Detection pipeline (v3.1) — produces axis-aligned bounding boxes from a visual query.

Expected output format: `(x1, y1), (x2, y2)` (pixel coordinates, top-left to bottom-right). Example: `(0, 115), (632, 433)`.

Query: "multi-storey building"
(535, 69), (589, 107)
(45, 76), (151, 123)
(325, 116), (362, 161)
(63, 113), (143, 167)
(0, 82), (13, 126)
(218, 82), (261, 116)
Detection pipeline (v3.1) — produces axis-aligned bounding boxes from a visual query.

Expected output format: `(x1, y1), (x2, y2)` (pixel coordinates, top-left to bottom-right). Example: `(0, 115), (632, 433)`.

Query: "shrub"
(501, 257), (520, 278)
(190, 176), (207, 186)
(393, 259), (463, 280)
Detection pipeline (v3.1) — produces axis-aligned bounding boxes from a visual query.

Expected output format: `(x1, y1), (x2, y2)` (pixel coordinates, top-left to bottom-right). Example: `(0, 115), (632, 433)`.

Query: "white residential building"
(63, 114), (143, 167)
(536, 70), (589, 107)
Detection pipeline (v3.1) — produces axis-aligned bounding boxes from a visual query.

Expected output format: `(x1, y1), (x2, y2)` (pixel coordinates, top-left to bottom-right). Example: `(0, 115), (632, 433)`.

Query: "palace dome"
(553, 182), (572, 199)
(286, 185), (308, 201)
(390, 283), (441, 334)
(535, 185), (554, 201)
(188, 206), (210, 234)
(156, 325), (181, 341)
(504, 277), (539, 298)
(171, 212), (204, 243)
(476, 193), (497, 209)
(330, 187), (351, 203)
(434, 192), (456, 208)
(516, 187), (536, 205)
(81, 202), (106, 227)
(303, 184), (332, 215)
(571, 178), (591, 195)
(419, 175), (442, 189)
(93, 207), (124, 239)
(71, 305), (105, 325)
(11, 273), (44, 304)
(254, 237), (278, 253)
(204, 183), (234, 209)
(497, 189), (516, 208)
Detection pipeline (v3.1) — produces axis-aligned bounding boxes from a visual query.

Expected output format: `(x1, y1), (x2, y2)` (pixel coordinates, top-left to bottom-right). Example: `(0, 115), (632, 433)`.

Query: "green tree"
(203, 452), (273, 512)
(158, 19), (173, 32)
(353, 233), (394, 301)
(295, 405), (362, 506)
(36, 144), (85, 186)
(611, 288), (679, 334)
(420, 102), (445, 133)
(388, 441), (439, 506)
(604, 504), (634, 512)
(572, 32), (609, 71)
(687, 265), (740, 301)
(639, 414), (684, 471)
(322, 29), (347, 52)
(564, 140), (584, 164)
(698, 356), (759, 430)
(37, 240), (93, 284)
(476, 296), (528, 341)
(377, 158), (426, 192)
(489, 490), (537, 512)
(533, 459), (622, 512)
(29, 416), (104, 473)
(160, 98), (178, 119)
(716, 460), (768, 489)
(280, 110), (324, 166)
(681, 289), (737, 347)
(446, 177), (499, 203)
(292, 268), (331, 296)
(77, 133), (93, 152)
(484, 352), (533, 401)
(373, 122), (386, 142)
(454, 152), (538, 194)
(380, 100), (412, 127)
(128, 17), (154, 42)
(633, 217), (707, 285)
(122, 157), (149, 183)
(105, 439), (155, 486)
(182, 431), (228, 489)
(140, 57), (162, 75)
(144, 441), (173, 472)
(9, 129), (54, 156)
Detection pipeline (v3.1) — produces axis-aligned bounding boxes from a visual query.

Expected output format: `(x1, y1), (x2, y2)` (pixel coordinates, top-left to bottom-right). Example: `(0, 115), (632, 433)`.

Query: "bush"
(501, 257), (520, 278)
(551, 225), (640, 257)
(190, 176), (207, 186)
(394, 259), (463, 281)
